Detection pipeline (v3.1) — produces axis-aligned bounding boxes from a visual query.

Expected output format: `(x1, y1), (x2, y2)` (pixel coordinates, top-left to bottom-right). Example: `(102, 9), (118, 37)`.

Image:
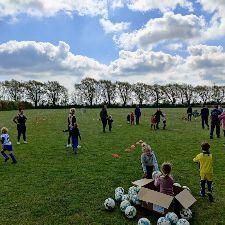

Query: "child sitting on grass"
(193, 141), (214, 202)
(141, 145), (159, 179)
(154, 162), (174, 196)
(150, 114), (156, 130)
(71, 123), (81, 154)
(1, 127), (17, 164)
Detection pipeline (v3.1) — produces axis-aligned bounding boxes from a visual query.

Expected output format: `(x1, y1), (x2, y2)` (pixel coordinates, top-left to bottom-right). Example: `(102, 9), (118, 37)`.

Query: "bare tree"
(116, 81), (132, 106)
(133, 82), (148, 106)
(3, 79), (24, 101)
(99, 80), (116, 106)
(162, 83), (180, 105)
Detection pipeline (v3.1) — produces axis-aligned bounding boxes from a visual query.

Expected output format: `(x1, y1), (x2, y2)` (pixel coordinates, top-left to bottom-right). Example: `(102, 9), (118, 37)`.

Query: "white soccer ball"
(138, 217), (151, 225)
(122, 194), (129, 201)
(176, 219), (190, 225)
(120, 200), (131, 212)
(125, 206), (137, 219)
(152, 171), (162, 180)
(115, 191), (124, 202)
(182, 186), (191, 192)
(165, 212), (178, 224)
(136, 186), (141, 193)
(173, 183), (181, 187)
(180, 208), (192, 220)
(128, 186), (138, 197)
(115, 187), (125, 194)
(157, 217), (171, 225)
(131, 194), (140, 205)
(104, 198), (115, 211)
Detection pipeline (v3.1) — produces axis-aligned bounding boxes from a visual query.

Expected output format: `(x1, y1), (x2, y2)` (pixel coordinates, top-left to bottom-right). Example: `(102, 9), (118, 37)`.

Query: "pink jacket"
(219, 112), (225, 130)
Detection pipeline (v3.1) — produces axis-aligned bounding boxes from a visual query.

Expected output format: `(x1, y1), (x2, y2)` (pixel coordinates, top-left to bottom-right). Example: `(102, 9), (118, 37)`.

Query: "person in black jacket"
(135, 105), (141, 125)
(187, 106), (193, 121)
(210, 105), (222, 139)
(66, 108), (76, 147)
(13, 108), (27, 144)
(201, 105), (209, 129)
(100, 105), (108, 132)
(154, 108), (163, 129)
(108, 115), (113, 132)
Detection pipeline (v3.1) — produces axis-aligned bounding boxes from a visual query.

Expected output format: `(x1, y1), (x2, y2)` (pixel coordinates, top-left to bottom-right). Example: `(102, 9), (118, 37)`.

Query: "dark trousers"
(156, 121), (160, 129)
(201, 117), (209, 129)
(136, 116), (140, 125)
(67, 131), (72, 144)
(163, 121), (166, 129)
(108, 122), (112, 131)
(210, 120), (220, 138)
(101, 119), (107, 132)
(146, 165), (154, 179)
(17, 125), (26, 142)
(151, 124), (156, 130)
(188, 113), (192, 121)
(200, 180), (212, 196)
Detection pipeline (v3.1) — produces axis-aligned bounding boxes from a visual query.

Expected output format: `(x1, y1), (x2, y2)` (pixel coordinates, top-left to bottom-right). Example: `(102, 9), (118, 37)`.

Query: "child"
(150, 114), (156, 130)
(1, 127), (17, 164)
(162, 113), (167, 129)
(108, 115), (113, 132)
(127, 114), (130, 124)
(154, 162), (174, 196)
(193, 110), (199, 120)
(130, 112), (135, 125)
(70, 123), (81, 154)
(219, 111), (225, 139)
(141, 145), (159, 179)
(193, 142), (214, 202)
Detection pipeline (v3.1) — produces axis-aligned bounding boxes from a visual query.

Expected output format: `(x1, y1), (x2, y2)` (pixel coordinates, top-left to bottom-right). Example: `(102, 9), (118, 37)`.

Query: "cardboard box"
(132, 179), (197, 215)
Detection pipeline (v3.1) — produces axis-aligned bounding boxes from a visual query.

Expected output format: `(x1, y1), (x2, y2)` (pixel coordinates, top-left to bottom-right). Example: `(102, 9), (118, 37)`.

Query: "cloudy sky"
(1, 0), (225, 90)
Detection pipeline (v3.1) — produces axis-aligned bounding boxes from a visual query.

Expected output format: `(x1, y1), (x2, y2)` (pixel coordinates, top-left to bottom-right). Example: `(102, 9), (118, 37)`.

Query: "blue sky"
(0, 0), (225, 89)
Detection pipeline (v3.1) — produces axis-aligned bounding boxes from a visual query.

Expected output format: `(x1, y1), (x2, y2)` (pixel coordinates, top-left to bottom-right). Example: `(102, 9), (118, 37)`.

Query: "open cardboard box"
(132, 178), (197, 215)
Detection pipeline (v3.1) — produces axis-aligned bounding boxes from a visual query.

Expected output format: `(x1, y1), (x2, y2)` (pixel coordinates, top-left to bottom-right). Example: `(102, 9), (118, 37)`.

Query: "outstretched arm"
(13, 116), (18, 124)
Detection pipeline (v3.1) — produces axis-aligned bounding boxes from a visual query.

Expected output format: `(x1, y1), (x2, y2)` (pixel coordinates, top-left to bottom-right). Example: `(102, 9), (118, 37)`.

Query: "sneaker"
(24, 141), (28, 144)
(11, 161), (17, 164)
(66, 144), (71, 148)
(207, 192), (214, 202)
(199, 191), (205, 197)
(78, 145), (81, 148)
(17, 142), (20, 145)
(4, 158), (9, 163)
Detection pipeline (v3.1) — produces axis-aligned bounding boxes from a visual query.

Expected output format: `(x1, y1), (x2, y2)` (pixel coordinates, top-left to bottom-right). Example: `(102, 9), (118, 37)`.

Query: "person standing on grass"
(193, 142), (214, 202)
(201, 105), (209, 129)
(210, 105), (221, 139)
(154, 108), (163, 129)
(135, 105), (141, 125)
(66, 108), (76, 147)
(108, 115), (113, 132)
(100, 105), (108, 132)
(71, 123), (81, 154)
(13, 108), (27, 144)
(219, 111), (225, 142)
(1, 127), (17, 164)
(187, 105), (193, 121)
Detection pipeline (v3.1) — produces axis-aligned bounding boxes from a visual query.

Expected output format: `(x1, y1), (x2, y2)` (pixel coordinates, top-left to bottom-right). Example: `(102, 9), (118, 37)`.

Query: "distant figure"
(13, 108), (28, 144)
(135, 105), (141, 125)
(66, 108), (76, 147)
(162, 113), (167, 130)
(130, 112), (135, 125)
(108, 115), (113, 132)
(193, 110), (199, 120)
(70, 123), (81, 154)
(218, 105), (224, 114)
(201, 105), (209, 129)
(219, 111), (225, 139)
(127, 114), (130, 124)
(187, 106), (193, 121)
(150, 114), (156, 130)
(100, 105), (108, 132)
(154, 108), (163, 129)
(210, 105), (221, 139)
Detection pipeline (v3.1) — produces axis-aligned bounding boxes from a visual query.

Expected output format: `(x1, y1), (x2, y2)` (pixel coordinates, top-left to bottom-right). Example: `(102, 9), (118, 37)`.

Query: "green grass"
(0, 108), (224, 225)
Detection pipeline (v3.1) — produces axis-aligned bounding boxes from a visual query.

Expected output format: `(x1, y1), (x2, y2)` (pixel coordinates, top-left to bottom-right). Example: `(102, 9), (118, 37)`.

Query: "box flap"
(138, 187), (173, 209)
(132, 178), (153, 187)
(175, 189), (197, 209)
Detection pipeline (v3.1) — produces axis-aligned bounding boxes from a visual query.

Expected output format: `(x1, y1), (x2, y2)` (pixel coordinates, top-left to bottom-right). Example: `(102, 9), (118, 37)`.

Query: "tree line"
(0, 78), (225, 110)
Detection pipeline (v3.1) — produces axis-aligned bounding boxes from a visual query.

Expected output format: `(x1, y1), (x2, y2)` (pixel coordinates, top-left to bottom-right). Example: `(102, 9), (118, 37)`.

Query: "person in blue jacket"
(135, 105), (141, 125)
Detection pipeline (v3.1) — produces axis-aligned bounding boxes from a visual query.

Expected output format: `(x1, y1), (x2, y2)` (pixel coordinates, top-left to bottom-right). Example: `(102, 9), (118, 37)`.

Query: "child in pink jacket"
(219, 111), (225, 138)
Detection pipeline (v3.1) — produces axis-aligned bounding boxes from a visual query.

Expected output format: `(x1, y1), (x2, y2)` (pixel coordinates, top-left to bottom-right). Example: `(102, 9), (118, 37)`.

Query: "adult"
(218, 105), (224, 114)
(210, 105), (222, 139)
(201, 105), (209, 129)
(154, 108), (163, 129)
(67, 108), (76, 147)
(135, 105), (141, 125)
(100, 105), (108, 132)
(13, 108), (27, 144)
(187, 105), (193, 121)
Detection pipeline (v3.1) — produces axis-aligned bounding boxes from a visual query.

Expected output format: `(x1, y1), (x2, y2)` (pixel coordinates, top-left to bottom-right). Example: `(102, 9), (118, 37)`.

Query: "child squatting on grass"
(193, 142), (214, 202)
(141, 144), (159, 179)
(1, 127), (17, 164)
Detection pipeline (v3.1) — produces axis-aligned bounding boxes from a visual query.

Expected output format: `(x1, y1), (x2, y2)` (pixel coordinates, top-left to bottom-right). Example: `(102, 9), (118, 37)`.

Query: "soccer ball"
(120, 200), (131, 212)
(152, 171), (162, 180)
(131, 194), (140, 205)
(180, 208), (192, 220)
(173, 183), (181, 187)
(157, 217), (171, 225)
(176, 219), (190, 225)
(104, 198), (115, 210)
(125, 206), (137, 219)
(128, 186), (138, 196)
(138, 218), (151, 225)
(115, 187), (124, 194)
(182, 186), (191, 192)
(122, 194), (129, 201)
(115, 191), (124, 202)
(165, 212), (178, 224)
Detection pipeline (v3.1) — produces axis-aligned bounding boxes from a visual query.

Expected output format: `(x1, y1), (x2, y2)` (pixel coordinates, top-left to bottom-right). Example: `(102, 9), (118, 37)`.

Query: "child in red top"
(150, 114), (156, 130)
(130, 112), (135, 125)
(154, 162), (174, 196)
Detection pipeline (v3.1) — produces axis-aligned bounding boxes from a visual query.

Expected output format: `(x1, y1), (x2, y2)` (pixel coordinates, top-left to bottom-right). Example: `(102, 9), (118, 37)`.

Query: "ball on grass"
(157, 217), (171, 225)
(138, 218), (151, 225)
(104, 198), (115, 211)
(115, 187), (124, 194)
(165, 212), (178, 224)
(120, 200), (131, 212)
(180, 208), (192, 220)
(176, 219), (190, 225)
(125, 206), (137, 219)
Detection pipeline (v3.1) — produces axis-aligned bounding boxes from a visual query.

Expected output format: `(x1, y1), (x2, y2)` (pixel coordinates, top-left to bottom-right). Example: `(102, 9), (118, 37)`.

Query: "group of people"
(141, 141), (214, 202)
(99, 105), (113, 132)
(126, 105), (142, 125)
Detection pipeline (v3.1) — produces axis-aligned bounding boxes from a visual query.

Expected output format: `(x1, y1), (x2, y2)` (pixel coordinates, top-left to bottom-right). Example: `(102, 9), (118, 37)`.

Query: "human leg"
(200, 180), (206, 197)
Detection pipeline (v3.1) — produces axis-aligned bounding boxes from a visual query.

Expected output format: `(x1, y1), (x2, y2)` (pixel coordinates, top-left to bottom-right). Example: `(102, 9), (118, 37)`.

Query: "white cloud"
(109, 0), (124, 10)
(127, 0), (193, 12)
(166, 43), (183, 51)
(0, 0), (108, 18)
(115, 12), (205, 50)
(99, 18), (130, 34)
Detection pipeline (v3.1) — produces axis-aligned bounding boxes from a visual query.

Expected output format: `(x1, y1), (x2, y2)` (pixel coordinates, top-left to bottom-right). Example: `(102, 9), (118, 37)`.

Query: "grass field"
(0, 108), (224, 225)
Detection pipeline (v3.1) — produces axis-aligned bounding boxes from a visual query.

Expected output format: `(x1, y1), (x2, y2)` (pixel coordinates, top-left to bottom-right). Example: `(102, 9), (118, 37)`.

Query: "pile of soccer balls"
(104, 186), (193, 224)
